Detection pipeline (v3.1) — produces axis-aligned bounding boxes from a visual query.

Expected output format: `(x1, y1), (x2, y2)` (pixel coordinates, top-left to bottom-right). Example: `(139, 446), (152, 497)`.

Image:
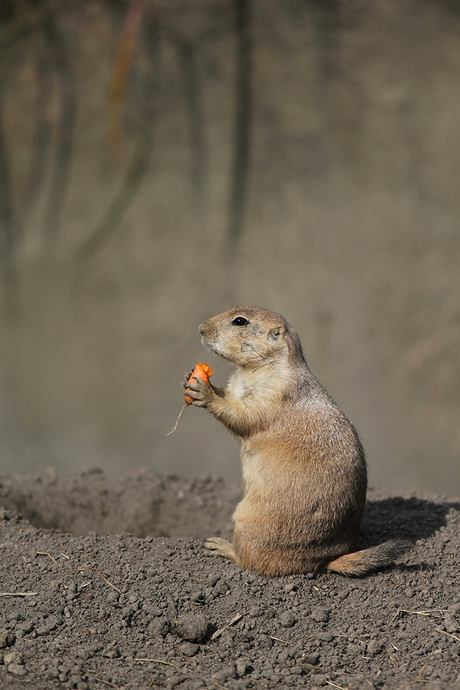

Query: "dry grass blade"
(37, 550), (58, 564)
(386, 648), (399, 666)
(96, 570), (122, 594)
(211, 612), (244, 640)
(393, 608), (445, 621)
(91, 675), (121, 690)
(0, 591), (38, 597)
(435, 627), (460, 642)
(134, 658), (182, 672)
(397, 660), (429, 689)
(268, 635), (290, 644)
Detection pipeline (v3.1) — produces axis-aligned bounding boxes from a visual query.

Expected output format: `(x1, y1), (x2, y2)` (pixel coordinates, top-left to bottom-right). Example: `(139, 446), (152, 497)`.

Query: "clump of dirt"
(1, 469), (460, 690)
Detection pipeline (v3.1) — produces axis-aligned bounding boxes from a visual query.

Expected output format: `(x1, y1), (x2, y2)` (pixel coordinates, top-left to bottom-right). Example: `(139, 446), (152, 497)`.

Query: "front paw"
(184, 376), (214, 407)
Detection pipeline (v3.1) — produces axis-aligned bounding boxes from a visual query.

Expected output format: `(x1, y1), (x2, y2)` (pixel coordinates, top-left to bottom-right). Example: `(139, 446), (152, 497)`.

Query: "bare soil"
(1, 468), (460, 690)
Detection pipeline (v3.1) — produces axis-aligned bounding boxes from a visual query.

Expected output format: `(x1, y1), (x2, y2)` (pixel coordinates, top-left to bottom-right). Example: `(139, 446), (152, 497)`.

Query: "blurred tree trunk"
(0, 92), (21, 323)
(172, 30), (208, 213)
(76, 2), (159, 263)
(41, 14), (77, 255)
(22, 48), (53, 215)
(225, 0), (252, 259)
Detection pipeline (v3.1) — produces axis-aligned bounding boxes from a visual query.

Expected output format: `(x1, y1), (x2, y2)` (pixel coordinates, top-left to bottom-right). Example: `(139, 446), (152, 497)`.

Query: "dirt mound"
(0, 468), (240, 539)
(1, 469), (460, 690)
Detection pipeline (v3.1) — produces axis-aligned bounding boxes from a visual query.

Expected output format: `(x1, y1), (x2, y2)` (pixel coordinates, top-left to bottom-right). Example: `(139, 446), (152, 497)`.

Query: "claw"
(182, 371), (194, 389)
(184, 377), (201, 391)
(204, 537), (236, 561)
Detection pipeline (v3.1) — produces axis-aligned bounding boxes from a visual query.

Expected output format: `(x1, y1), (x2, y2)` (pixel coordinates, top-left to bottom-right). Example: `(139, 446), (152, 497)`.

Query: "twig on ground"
(397, 660), (429, 690)
(96, 570), (122, 594)
(0, 592), (38, 597)
(435, 627), (460, 642)
(37, 550), (58, 564)
(178, 648), (196, 666)
(386, 648), (399, 666)
(392, 608), (445, 621)
(268, 635), (290, 644)
(211, 612), (244, 640)
(134, 658), (182, 672)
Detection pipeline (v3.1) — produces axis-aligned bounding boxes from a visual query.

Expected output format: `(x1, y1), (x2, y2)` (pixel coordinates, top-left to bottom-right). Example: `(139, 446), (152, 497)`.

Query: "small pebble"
(284, 583), (297, 593)
(309, 672), (327, 685)
(444, 613), (459, 633)
(16, 621), (34, 634)
(0, 630), (15, 649)
(248, 606), (262, 617)
(367, 639), (383, 655)
(102, 645), (120, 659)
(316, 632), (333, 642)
(35, 625), (50, 637)
(3, 651), (23, 666)
(148, 618), (171, 637)
(167, 675), (187, 688)
(213, 580), (229, 596)
(279, 612), (296, 628)
(304, 652), (320, 666)
(212, 663), (237, 682)
(235, 658), (250, 677)
(174, 613), (209, 642)
(179, 642), (199, 657)
(311, 607), (330, 623)
(7, 663), (27, 676)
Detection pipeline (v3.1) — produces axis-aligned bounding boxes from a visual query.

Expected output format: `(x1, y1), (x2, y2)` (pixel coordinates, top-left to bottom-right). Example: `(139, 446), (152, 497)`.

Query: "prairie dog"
(184, 306), (407, 577)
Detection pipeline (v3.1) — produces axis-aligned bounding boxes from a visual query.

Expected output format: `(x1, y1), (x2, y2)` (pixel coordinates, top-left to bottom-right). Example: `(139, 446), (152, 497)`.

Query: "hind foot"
(204, 537), (236, 561)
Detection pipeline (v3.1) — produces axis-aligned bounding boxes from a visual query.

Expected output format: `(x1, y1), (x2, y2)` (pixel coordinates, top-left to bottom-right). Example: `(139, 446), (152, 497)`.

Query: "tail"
(326, 539), (411, 576)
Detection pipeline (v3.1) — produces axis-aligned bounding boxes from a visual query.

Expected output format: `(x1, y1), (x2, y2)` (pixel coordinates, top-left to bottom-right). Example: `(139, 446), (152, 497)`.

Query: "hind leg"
(204, 537), (236, 561)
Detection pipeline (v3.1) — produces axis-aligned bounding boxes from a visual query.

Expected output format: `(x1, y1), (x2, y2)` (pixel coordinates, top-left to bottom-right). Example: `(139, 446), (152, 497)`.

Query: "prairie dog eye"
(232, 316), (249, 326)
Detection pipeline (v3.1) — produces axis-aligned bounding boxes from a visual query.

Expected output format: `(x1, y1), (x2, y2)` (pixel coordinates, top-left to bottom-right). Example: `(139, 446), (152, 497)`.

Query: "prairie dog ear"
(267, 324), (285, 342)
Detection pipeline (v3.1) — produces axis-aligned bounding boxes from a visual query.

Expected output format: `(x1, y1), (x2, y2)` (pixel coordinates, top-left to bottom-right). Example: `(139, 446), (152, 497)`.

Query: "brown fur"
(184, 306), (408, 577)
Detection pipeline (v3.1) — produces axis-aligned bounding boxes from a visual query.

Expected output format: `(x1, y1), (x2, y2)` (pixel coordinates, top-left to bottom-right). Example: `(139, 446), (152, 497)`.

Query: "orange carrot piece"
(167, 363), (214, 436)
(184, 363), (214, 404)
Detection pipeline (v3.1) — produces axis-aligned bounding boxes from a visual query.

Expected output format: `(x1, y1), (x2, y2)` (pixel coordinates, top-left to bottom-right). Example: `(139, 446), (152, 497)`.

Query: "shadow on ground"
(362, 495), (460, 546)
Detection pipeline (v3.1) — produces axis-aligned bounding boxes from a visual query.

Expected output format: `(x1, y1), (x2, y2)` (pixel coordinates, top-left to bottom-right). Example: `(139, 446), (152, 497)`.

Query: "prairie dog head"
(199, 307), (305, 368)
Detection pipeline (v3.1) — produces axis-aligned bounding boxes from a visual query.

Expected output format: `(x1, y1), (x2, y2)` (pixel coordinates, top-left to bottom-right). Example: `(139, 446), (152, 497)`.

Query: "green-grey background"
(1, 0), (459, 495)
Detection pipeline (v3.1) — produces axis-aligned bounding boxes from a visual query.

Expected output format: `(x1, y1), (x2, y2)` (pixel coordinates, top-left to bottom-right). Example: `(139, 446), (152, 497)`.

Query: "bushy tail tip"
(326, 539), (411, 577)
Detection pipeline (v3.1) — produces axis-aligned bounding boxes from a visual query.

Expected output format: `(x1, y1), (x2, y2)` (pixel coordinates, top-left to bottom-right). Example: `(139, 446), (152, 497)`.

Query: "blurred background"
(1, 0), (459, 495)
